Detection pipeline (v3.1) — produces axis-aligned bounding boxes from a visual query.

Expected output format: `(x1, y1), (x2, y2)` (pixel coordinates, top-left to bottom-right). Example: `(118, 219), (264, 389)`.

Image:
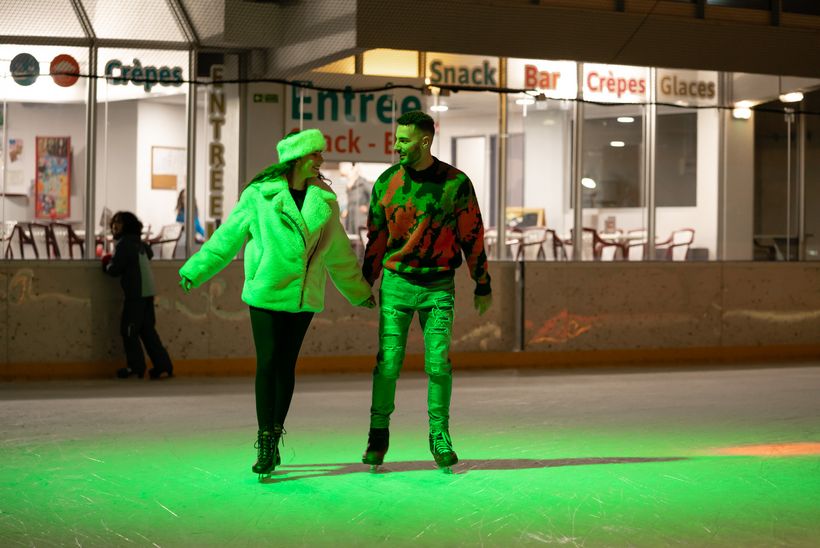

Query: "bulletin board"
(35, 136), (71, 219)
(151, 146), (186, 190)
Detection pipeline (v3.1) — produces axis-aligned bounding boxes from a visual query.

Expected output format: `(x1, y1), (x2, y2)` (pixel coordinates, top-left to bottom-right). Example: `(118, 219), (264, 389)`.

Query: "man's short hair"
(396, 110), (435, 136)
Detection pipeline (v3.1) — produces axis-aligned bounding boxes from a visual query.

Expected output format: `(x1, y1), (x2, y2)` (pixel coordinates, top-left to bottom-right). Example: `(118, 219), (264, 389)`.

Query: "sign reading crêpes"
(583, 63), (649, 104)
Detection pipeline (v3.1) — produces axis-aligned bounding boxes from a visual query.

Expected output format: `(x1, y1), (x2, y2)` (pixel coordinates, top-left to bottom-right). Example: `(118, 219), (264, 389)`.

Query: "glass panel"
(1, 45), (88, 259)
(363, 49), (418, 78)
(576, 103), (645, 261)
(193, 53), (241, 253)
(801, 88), (820, 260)
(753, 99), (799, 261)
(432, 91), (499, 252)
(654, 68), (719, 262)
(505, 95), (573, 261)
(707, 0), (771, 8)
(313, 56), (356, 75)
(96, 48), (188, 259)
(0, 0), (85, 38)
(83, 0), (186, 43)
(783, 0), (820, 15)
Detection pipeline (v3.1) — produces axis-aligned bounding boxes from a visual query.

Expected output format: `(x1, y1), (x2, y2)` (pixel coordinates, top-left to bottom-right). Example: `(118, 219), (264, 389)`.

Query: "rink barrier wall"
(1, 261), (818, 380)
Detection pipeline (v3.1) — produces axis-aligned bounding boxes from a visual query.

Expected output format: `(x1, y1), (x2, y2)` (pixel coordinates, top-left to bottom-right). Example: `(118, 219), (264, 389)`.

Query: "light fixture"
(616, 116), (635, 123)
(732, 106), (752, 120)
(779, 91), (803, 103)
(430, 104), (448, 112)
(778, 75), (804, 103)
(609, 141), (625, 148)
(581, 177), (597, 189)
(515, 97), (535, 106)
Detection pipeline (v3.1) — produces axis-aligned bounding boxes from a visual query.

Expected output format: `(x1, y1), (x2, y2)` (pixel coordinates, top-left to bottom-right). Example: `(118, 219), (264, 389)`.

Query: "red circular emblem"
(50, 54), (80, 87)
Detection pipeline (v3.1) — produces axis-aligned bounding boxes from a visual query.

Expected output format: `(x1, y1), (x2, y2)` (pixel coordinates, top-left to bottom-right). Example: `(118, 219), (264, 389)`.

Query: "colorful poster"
(35, 137), (71, 219)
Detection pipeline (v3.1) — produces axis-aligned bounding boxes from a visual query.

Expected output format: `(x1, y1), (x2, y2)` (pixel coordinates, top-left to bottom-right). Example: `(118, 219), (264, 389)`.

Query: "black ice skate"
(116, 367), (144, 379)
(252, 425), (284, 480)
(362, 427), (389, 472)
(429, 429), (458, 473)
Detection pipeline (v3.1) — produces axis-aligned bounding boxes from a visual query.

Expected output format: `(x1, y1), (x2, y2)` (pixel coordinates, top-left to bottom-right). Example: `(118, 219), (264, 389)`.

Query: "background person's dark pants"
(121, 297), (173, 375)
(249, 307), (314, 432)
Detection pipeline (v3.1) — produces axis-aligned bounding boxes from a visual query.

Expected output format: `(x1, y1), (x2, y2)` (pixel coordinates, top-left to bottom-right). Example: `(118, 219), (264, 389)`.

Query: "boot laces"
(255, 431), (273, 460)
(431, 430), (453, 454)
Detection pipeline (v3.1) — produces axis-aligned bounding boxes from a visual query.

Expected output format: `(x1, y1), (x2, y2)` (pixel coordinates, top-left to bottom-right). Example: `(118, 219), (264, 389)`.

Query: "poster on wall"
(35, 136), (71, 219)
(1, 138), (27, 195)
(151, 146), (186, 189)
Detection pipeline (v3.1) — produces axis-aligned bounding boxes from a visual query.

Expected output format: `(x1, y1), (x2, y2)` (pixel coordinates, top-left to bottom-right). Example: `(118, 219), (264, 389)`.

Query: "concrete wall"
(1, 260), (818, 378)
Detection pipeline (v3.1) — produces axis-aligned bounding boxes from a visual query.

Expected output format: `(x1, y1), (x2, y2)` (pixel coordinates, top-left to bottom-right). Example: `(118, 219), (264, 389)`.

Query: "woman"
(103, 211), (174, 380)
(179, 129), (374, 478)
(175, 189), (205, 240)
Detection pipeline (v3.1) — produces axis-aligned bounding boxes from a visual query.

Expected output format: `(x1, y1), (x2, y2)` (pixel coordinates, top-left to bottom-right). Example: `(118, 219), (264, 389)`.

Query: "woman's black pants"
(249, 306), (314, 431)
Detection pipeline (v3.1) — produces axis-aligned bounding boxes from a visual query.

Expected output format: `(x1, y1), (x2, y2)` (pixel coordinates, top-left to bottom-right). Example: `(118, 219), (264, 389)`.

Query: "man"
(361, 110), (492, 470)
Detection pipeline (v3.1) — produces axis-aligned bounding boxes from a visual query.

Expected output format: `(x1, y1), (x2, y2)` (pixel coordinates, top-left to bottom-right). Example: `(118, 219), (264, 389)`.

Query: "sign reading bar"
(506, 59), (577, 99)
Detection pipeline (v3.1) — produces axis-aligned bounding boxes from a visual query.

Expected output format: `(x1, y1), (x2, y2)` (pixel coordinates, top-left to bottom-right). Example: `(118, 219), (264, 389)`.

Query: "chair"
(28, 223), (58, 259)
(2, 221), (17, 259)
(657, 228), (695, 261)
(485, 227), (522, 259)
(625, 229), (647, 261)
(514, 226), (548, 261)
(568, 228), (625, 261)
(149, 223), (183, 259)
(50, 222), (85, 259)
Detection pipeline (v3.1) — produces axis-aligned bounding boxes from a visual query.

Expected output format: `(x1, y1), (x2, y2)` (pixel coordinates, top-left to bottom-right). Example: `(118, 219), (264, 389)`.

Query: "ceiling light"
(581, 177), (597, 189)
(609, 141), (625, 148)
(779, 91), (803, 103)
(616, 116), (634, 123)
(429, 104), (448, 112)
(732, 107), (752, 120)
(515, 97), (535, 106)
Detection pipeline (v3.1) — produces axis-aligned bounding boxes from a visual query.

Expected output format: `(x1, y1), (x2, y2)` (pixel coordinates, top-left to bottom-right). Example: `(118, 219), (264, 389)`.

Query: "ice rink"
(2, 364), (819, 546)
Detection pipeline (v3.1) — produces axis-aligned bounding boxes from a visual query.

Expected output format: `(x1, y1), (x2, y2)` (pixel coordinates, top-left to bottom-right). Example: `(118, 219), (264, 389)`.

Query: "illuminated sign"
(583, 63), (649, 103)
(506, 59), (577, 99)
(657, 69), (718, 106)
(426, 53), (499, 87)
(104, 58), (183, 92)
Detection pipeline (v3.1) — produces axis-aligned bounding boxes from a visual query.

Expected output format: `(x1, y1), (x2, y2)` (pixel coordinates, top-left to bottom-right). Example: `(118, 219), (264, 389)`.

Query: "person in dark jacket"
(103, 211), (174, 380)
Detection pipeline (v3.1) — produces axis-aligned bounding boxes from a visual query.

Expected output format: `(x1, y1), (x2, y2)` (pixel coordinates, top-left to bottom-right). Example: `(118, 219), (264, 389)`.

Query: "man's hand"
(101, 253), (112, 268)
(180, 277), (193, 294)
(474, 293), (492, 316)
(358, 295), (377, 309)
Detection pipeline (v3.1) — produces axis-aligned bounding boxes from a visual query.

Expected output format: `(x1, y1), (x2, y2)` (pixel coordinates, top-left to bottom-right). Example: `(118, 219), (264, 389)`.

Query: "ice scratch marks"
(413, 523), (434, 539)
(134, 531), (162, 547)
(662, 474), (695, 484)
(83, 455), (104, 463)
(155, 500), (178, 518)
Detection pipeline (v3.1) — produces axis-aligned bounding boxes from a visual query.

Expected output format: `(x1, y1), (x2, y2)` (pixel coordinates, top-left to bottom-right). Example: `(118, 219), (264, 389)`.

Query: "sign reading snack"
(426, 53), (499, 87)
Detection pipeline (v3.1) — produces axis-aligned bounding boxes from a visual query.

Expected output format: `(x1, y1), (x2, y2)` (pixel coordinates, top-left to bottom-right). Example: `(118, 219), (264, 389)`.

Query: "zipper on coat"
(299, 228), (322, 308)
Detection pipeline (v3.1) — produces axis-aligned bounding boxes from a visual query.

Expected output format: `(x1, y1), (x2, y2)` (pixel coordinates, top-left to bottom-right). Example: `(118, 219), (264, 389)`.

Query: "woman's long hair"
(111, 211), (143, 236)
(244, 130), (331, 191)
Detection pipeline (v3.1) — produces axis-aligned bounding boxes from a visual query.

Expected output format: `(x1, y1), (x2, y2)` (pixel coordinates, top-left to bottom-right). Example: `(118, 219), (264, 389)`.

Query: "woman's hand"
(358, 295), (377, 309)
(180, 277), (193, 294)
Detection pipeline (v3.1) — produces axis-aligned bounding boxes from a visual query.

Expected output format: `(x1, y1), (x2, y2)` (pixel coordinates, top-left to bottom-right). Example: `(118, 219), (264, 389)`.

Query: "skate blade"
(368, 464), (382, 473)
(439, 466), (453, 474)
